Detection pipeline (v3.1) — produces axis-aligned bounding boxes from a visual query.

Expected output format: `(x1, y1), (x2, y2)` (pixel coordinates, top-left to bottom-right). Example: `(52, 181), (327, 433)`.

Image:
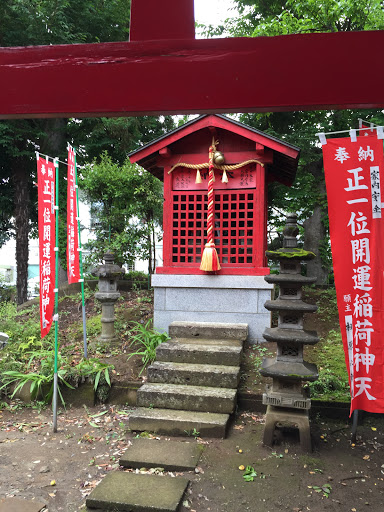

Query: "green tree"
(0, 0), (131, 303)
(80, 153), (163, 272)
(217, 0), (384, 283)
(0, 1), (173, 301)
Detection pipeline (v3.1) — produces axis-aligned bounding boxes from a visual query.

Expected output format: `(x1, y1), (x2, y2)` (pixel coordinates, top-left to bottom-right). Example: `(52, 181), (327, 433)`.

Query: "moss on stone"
(266, 248), (316, 261)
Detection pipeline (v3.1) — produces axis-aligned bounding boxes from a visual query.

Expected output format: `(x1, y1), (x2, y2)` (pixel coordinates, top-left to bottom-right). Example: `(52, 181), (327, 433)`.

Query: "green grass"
(307, 329), (350, 401)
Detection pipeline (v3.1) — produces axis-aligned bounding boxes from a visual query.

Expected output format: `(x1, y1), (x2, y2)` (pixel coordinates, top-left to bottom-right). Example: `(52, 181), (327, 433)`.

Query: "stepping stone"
(129, 407), (228, 438)
(86, 472), (189, 512)
(0, 498), (46, 512)
(120, 438), (202, 472)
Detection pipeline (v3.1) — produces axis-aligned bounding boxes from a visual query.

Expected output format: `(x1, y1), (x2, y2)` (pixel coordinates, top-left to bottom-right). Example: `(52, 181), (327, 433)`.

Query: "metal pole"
(53, 158), (59, 432)
(73, 147), (88, 359)
(351, 409), (359, 443)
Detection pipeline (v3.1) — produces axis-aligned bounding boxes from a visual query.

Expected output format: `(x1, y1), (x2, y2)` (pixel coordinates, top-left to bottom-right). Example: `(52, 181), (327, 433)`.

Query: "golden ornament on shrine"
(213, 151), (225, 165)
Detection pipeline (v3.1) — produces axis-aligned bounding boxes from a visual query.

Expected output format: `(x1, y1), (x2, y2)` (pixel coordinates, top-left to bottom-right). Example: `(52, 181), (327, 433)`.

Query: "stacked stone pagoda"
(261, 213), (319, 451)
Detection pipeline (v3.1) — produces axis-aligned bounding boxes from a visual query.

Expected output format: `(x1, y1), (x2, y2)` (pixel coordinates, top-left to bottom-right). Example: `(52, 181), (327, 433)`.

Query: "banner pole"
(53, 158), (59, 433)
(351, 409), (359, 443)
(73, 148), (88, 359)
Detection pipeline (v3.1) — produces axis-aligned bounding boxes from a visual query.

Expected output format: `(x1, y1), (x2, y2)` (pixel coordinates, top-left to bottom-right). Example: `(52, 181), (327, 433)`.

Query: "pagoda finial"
(283, 213), (299, 249)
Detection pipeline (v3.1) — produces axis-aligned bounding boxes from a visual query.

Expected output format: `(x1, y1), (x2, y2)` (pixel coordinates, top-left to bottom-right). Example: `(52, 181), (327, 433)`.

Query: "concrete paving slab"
(0, 497), (46, 512)
(86, 472), (189, 512)
(120, 438), (202, 471)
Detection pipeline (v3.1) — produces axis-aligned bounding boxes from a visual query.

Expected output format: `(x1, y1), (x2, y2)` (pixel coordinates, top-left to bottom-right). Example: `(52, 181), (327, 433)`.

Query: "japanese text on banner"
(37, 157), (56, 338)
(67, 146), (80, 283)
(322, 135), (384, 415)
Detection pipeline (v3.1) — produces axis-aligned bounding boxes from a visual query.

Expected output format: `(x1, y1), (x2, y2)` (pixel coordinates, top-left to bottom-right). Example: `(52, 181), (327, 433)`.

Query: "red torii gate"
(1, 0), (384, 119)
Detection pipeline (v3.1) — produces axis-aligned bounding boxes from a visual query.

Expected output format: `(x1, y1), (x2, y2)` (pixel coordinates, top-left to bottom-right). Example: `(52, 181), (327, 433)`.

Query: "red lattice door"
(171, 189), (257, 268)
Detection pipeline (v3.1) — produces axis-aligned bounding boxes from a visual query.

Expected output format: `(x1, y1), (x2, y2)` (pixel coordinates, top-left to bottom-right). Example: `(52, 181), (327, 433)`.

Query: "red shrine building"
(129, 114), (300, 342)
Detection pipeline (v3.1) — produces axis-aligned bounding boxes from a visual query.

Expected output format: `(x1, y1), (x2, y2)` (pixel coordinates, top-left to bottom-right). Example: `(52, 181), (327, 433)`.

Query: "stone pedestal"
(92, 252), (123, 344)
(151, 274), (273, 344)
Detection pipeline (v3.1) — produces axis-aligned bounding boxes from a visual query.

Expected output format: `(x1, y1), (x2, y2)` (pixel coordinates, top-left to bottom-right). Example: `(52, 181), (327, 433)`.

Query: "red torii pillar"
(1, 0), (384, 119)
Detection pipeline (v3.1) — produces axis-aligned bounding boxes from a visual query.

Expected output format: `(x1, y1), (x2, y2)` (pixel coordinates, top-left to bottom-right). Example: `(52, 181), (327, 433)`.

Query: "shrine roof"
(128, 114), (300, 186)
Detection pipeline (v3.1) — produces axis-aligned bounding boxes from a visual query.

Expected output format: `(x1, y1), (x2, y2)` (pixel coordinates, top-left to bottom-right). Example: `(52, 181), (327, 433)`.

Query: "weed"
(250, 344), (273, 382)
(137, 295), (152, 304)
(242, 465), (258, 482)
(309, 483), (332, 498)
(127, 320), (169, 375)
(184, 428), (200, 438)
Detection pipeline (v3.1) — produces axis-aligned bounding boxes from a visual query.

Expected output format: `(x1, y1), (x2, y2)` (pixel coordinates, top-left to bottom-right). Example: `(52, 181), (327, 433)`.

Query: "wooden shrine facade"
(129, 114), (300, 276)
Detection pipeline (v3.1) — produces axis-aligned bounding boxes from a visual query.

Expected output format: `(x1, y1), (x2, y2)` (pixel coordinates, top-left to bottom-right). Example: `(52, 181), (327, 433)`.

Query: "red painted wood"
(155, 266), (270, 276)
(163, 166), (173, 269)
(1, 31), (384, 119)
(255, 164), (265, 268)
(130, 0), (195, 41)
(172, 164), (256, 190)
(130, 115), (292, 165)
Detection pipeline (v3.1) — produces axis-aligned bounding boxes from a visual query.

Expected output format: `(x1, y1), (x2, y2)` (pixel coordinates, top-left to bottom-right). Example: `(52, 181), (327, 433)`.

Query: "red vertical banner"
(37, 156), (56, 338)
(322, 134), (384, 415)
(67, 146), (80, 283)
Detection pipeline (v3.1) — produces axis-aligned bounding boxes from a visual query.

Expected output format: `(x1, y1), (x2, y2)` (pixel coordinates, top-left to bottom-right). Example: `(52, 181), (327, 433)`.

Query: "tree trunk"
(302, 156), (329, 285)
(13, 157), (30, 304)
(303, 204), (328, 285)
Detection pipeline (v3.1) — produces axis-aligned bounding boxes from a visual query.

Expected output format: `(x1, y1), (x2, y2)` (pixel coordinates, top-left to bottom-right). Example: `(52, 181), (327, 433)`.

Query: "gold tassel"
(222, 169), (228, 183)
(195, 169), (202, 184)
(200, 243), (221, 272)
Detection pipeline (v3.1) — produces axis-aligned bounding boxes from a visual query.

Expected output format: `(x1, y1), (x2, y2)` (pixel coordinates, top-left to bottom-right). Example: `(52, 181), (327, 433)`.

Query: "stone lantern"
(0, 332), (9, 350)
(260, 213), (319, 451)
(93, 252), (124, 344)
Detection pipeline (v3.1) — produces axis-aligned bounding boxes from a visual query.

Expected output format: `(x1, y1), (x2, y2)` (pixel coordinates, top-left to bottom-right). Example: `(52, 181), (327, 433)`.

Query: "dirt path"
(0, 404), (383, 512)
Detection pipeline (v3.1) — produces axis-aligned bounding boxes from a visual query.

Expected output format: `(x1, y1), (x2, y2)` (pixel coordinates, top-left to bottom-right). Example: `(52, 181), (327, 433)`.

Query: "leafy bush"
(0, 302), (114, 405)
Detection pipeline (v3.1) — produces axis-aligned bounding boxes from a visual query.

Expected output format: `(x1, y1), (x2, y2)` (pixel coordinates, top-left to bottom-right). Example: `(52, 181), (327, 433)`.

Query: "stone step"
(129, 407), (229, 438)
(119, 438), (202, 472)
(147, 361), (240, 388)
(168, 321), (248, 341)
(86, 471), (189, 512)
(156, 339), (242, 366)
(137, 383), (237, 414)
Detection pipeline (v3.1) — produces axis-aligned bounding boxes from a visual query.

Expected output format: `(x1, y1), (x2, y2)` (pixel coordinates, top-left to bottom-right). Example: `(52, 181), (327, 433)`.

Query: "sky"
(194, 0), (237, 27)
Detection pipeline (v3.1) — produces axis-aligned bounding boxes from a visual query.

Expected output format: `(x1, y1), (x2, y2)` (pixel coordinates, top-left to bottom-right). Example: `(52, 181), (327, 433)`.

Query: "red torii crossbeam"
(1, 0), (384, 119)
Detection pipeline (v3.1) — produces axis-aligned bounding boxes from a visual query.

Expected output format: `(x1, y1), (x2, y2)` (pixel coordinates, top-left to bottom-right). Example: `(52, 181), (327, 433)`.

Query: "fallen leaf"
(50, 480), (56, 486)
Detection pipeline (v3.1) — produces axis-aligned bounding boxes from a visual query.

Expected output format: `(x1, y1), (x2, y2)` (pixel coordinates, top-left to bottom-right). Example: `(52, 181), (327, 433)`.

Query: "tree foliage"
(80, 153), (163, 271)
(214, 0), (384, 283)
(0, 0), (174, 300)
